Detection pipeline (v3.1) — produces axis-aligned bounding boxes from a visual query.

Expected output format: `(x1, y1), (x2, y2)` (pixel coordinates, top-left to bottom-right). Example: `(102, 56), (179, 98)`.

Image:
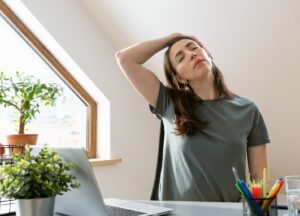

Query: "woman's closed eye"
(179, 48), (197, 62)
(179, 56), (184, 62)
(177, 46), (198, 63)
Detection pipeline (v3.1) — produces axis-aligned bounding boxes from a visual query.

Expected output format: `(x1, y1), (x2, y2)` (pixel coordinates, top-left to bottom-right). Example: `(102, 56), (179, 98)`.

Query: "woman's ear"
(175, 75), (187, 85)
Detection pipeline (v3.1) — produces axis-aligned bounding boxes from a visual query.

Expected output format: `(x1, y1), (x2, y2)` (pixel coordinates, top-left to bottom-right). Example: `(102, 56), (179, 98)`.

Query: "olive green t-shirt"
(149, 82), (270, 202)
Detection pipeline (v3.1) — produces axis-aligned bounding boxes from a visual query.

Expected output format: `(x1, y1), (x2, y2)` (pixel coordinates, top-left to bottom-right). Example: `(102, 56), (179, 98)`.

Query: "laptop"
(32, 146), (172, 216)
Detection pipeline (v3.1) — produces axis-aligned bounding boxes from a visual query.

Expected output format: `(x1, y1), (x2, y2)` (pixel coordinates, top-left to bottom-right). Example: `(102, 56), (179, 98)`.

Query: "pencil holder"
(242, 195), (277, 216)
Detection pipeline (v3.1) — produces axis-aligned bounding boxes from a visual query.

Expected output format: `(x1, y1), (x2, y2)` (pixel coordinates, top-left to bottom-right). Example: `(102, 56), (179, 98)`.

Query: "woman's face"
(168, 39), (213, 84)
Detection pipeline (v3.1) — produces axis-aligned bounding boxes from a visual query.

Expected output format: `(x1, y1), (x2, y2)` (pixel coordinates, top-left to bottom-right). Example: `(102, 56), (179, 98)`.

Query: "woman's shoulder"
(228, 96), (258, 108)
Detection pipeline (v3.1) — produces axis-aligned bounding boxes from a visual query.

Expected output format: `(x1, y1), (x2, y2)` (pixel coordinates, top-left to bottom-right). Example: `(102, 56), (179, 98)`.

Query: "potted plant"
(0, 71), (63, 148)
(0, 145), (80, 216)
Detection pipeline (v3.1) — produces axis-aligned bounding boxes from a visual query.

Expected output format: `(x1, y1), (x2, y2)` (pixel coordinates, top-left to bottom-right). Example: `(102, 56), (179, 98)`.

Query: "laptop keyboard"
(105, 205), (145, 216)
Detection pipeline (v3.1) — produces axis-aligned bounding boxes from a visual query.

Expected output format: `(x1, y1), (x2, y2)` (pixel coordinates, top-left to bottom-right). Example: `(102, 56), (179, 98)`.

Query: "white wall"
(81, 0), (300, 184)
(17, 0), (159, 199)
(16, 0), (300, 199)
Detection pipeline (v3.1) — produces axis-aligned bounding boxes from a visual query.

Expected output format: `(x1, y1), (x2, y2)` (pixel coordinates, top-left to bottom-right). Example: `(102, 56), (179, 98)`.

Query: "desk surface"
(139, 200), (243, 216)
(1, 199), (289, 216)
(138, 200), (289, 216)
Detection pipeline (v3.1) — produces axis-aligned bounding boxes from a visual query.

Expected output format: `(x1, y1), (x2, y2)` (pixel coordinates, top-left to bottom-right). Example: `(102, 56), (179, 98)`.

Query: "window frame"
(0, 1), (97, 158)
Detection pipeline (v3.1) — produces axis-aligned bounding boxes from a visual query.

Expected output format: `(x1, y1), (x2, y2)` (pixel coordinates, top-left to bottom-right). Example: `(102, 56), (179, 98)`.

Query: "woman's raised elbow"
(115, 50), (122, 60)
(115, 51), (127, 63)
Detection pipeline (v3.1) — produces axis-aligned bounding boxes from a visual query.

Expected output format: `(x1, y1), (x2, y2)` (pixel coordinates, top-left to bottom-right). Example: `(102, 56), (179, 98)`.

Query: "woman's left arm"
(247, 144), (268, 181)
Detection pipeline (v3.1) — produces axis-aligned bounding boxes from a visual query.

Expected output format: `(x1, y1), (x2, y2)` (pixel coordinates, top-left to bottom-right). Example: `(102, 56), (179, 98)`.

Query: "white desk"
(138, 200), (289, 216)
(140, 200), (243, 216)
(1, 199), (288, 215)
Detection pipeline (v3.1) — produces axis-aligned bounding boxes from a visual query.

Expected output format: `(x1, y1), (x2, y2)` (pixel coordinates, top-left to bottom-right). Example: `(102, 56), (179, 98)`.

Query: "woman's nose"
(191, 53), (197, 60)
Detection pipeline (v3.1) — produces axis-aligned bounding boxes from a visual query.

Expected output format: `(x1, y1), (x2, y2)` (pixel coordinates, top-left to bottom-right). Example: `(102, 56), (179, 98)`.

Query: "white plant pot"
(16, 196), (55, 216)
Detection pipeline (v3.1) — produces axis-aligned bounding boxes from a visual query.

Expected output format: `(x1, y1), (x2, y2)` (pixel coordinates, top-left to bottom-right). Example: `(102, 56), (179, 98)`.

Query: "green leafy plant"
(0, 146), (80, 199)
(0, 71), (63, 134)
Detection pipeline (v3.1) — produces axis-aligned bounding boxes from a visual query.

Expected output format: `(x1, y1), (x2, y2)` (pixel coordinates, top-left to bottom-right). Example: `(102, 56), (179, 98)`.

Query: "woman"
(115, 33), (270, 202)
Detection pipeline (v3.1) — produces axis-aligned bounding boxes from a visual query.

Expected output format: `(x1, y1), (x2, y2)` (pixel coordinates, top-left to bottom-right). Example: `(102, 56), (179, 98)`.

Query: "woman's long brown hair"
(164, 36), (236, 136)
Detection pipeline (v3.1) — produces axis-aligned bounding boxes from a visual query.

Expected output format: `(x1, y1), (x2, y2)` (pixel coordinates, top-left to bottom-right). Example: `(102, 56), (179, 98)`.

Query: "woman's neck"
(189, 71), (218, 100)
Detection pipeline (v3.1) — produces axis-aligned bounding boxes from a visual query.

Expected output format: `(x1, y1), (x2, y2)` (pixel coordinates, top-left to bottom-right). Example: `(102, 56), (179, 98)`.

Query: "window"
(0, 2), (97, 158)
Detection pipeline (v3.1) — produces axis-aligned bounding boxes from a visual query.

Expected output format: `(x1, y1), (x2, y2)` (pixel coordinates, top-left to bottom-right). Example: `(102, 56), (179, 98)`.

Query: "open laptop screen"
(32, 147), (108, 216)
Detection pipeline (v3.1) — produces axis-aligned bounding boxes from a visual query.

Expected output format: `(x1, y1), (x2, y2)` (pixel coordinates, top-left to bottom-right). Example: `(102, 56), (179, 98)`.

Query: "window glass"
(0, 15), (88, 148)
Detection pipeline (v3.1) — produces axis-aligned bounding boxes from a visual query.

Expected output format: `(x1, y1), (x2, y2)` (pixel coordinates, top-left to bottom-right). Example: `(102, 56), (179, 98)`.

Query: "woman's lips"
(193, 59), (205, 68)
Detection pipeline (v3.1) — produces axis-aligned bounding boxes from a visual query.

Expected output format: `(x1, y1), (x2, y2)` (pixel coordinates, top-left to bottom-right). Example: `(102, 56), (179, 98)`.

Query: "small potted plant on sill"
(0, 145), (80, 216)
(0, 71), (62, 150)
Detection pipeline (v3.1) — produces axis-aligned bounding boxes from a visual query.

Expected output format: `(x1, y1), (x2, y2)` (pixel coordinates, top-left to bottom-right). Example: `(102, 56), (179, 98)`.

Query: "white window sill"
(89, 158), (121, 166)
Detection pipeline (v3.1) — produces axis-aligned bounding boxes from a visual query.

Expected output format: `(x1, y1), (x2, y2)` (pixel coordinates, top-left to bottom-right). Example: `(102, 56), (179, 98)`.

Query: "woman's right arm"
(115, 33), (181, 108)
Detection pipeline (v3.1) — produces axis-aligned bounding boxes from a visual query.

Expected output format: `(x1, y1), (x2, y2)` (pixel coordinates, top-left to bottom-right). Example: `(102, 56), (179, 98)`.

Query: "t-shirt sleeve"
(247, 103), (271, 147)
(149, 82), (171, 119)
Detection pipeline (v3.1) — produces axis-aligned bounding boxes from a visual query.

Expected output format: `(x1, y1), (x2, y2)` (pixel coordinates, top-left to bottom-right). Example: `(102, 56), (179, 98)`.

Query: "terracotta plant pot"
(6, 134), (38, 154)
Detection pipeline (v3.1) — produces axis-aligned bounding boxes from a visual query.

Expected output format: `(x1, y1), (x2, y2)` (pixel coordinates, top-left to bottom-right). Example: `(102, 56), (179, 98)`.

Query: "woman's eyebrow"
(174, 42), (195, 61)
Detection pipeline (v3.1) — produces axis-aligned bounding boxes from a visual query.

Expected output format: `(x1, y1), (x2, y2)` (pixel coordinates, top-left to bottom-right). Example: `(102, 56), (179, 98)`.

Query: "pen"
(262, 167), (266, 197)
(240, 180), (264, 216)
(251, 184), (262, 199)
(247, 175), (253, 190)
(232, 167), (253, 198)
(240, 180), (252, 198)
(261, 178), (284, 211)
(232, 167), (240, 181)
(235, 181), (258, 214)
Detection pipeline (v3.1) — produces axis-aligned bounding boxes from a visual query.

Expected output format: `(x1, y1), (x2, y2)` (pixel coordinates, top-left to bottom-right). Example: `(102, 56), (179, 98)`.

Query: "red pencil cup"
(242, 195), (277, 216)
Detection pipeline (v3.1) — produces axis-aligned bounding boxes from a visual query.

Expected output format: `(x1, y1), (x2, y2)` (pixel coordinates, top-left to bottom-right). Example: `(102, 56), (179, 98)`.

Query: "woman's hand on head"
(170, 32), (185, 38)
(170, 33), (203, 45)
